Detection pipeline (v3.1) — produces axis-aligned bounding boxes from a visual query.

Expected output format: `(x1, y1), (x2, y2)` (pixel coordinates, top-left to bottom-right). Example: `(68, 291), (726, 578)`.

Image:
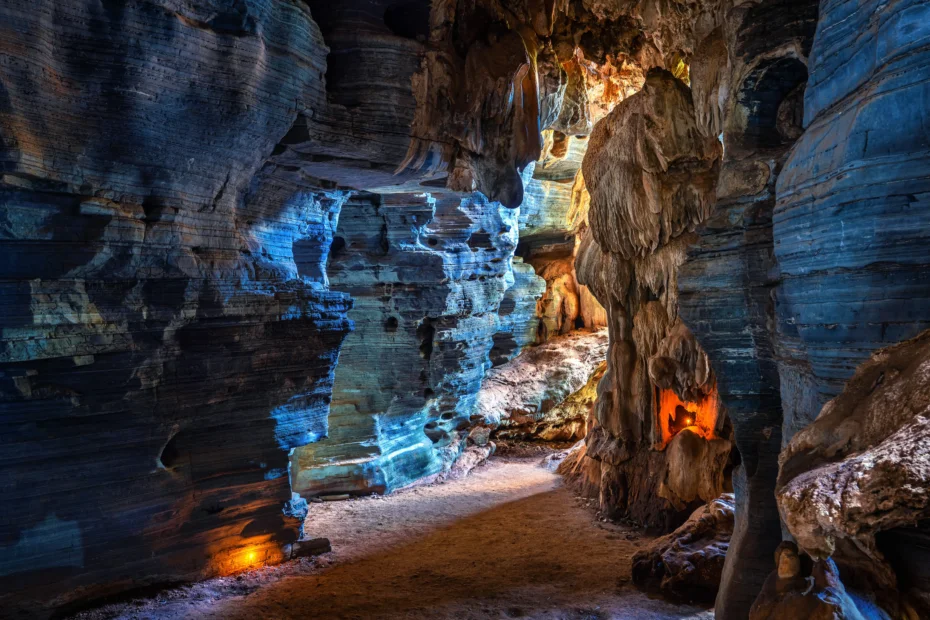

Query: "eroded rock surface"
(0, 1), (353, 611)
(571, 69), (730, 529)
(775, 331), (930, 616)
(676, 1), (818, 615)
(476, 329), (609, 441)
(632, 494), (734, 605)
(290, 191), (526, 497)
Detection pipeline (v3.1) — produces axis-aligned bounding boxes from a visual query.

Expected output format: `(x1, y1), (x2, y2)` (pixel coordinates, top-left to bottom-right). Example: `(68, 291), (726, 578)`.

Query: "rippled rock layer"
(0, 0), (350, 612)
(290, 191), (528, 497)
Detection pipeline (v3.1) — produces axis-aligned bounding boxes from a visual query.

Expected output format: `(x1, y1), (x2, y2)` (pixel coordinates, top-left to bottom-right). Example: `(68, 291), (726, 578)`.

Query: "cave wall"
(768, 0), (930, 613)
(4, 0), (926, 614)
(677, 1), (819, 615)
(0, 0), (352, 612)
(519, 140), (608, 343)
(676, 0), (930, 614)
(775, 0), (930, 433)
(290, 190), (527, 497)
(0, 0), (643, 611)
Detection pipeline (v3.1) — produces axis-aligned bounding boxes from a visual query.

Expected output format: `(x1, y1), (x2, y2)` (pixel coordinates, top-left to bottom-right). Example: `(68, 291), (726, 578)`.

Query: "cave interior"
(1, 0), (929, 618)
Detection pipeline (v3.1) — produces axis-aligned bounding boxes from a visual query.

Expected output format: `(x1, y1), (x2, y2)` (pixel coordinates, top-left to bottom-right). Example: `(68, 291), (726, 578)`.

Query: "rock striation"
(676, 2), (819, 615)
(676, 0), (930, 613)
(0, 0), (354, 612)
(774, 0), (930, 430)
(2, 0), (928, 615)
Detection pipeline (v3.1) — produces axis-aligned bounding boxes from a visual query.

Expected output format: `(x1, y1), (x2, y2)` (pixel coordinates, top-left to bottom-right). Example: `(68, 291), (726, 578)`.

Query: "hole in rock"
(384, 1), (430, 40)
(467, 230), (495, 251)
(385, 316), (399, 332)
(655, 387), (720, 447)
(738, 57), (808, 149)
(157, 432), (183, 470)
(417, 318), (435, 360)
(330, 235), (346, 260)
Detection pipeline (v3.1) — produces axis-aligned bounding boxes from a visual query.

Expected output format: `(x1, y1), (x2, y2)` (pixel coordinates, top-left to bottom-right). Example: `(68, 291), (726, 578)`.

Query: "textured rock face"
(475, 329), (609, 441)
(676, 1), (819, 615)
(519, 141), (608, 343)
(632, 494), (734, 605)
(676, 0), (930, 613)
(572, 69), (730, 529)
(776, 331), (930, 616)
(290, 191), (525, 497)
(774, 0), (930, 430)
(760, 0), (928, 614)
(490, 257), (547, 366)
(0, 0), (356, 611)
(0, 1), (653, 609)
(3, 0), (927, 614)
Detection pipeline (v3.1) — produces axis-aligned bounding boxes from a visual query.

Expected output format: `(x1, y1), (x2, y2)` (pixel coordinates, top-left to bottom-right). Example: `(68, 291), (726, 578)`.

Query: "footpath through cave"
(72, 449), (713, 620)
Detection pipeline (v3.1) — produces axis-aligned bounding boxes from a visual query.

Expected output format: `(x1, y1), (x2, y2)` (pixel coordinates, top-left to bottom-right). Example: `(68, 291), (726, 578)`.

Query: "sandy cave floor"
(71, 452), (714, 620)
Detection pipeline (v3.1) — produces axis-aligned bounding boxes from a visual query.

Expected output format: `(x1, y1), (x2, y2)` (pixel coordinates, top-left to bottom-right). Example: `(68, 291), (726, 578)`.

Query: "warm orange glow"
(209, 542), (282, 576)
(655, 386), (719, 447)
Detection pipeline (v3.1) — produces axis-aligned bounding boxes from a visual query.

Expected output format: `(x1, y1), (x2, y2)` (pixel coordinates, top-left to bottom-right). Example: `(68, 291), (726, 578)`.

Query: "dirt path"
(74, 456), (713, 620)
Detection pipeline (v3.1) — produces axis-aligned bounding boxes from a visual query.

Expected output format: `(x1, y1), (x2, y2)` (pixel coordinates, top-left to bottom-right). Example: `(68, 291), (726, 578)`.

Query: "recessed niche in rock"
(2, 0), (928, 616)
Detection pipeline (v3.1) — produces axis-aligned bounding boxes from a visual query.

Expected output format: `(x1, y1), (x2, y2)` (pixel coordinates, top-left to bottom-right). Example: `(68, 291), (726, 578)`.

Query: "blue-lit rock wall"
(0, 0), (353, 613)
(774, 0), (930, 431)
(290, 191), (533, 497)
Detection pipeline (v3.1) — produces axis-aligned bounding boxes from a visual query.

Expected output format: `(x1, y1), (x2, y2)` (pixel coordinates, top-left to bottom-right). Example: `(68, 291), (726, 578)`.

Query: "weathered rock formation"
(676, 0), (930, 613)
(2, 0), (929, 615)
(749, 542), (878, 620)
(776, 330), (930, 617)
(632, 494), (734, 605)
(571, 69), (731, 529)
(475, 329), (609, 441)
(0, 1), (353, 612)
(290, 190), (526, 497)
(0, 0), (640, 611)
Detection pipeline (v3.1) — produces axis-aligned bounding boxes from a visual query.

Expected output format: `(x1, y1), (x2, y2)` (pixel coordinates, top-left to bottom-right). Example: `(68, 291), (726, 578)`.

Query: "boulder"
(632, 494), (735, 605)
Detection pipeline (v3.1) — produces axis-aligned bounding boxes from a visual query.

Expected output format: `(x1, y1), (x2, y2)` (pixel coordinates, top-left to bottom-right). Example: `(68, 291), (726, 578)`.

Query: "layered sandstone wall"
(676, 1), (819, 614)
(0, 0), (351, 612)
